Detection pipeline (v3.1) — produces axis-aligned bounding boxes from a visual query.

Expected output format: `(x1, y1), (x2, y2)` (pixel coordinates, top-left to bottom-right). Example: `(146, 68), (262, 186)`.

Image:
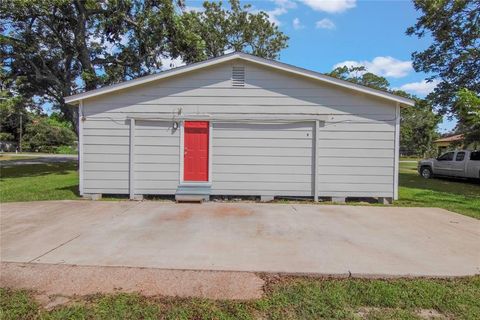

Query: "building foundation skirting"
(260, 195), (275, 202)
(378, 197), (393, 205)
(83, 194), (102, 201)
(131, 194), (143, 201)
(331, 197), (346, 204)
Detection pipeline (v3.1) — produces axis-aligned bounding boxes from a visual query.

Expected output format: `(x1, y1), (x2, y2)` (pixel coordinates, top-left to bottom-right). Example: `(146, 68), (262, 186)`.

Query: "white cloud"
(264, 0), (297, 26)
(266, 7), (288, 25)
(398, 79), (440, 96)
(273, 0), (297, 9)
(301, 0), (356, 13)
(293, 17), (305, 30)
(333, 56), (413, 78)
(315, 18), (335, 29)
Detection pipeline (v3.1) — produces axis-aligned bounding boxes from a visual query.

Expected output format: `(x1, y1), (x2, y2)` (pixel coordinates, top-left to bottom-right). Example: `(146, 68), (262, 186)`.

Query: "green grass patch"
(400, 157), (421, 162)
(1, 277), (479, 319)
(0, 155), (41, 161)
(0, 162), (80, 202)
(397, 162), (480, 219)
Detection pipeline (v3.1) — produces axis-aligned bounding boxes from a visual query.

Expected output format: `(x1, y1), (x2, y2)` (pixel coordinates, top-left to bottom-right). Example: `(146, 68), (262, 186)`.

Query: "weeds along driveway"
(1, 200), (479, 277)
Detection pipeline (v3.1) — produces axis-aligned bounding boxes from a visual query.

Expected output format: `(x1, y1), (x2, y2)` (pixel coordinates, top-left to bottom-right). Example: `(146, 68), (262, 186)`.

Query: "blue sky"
(186, 0), (455, 132)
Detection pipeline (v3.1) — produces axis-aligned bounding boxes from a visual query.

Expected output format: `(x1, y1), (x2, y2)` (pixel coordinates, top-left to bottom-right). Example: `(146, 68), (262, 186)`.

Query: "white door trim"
(179, 120), (213, 186)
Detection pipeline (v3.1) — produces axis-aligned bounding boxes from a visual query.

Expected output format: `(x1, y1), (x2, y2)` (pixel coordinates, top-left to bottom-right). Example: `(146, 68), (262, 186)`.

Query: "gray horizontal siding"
(317, 121), (394, 196)
(84, 188), (130, 194)
(81, 59), (396, 198)
(212, 122), (314, 196)
(83, 62), (395, 119)
(134, 121), (179, 194)
(82, 119), (130, 193)
(85, 105), (393, 118)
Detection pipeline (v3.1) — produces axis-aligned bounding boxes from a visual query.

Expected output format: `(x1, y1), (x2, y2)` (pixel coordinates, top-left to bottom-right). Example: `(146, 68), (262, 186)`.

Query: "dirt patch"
(34, 294), (71, 310)
(211, 205), (253, 218)
(0, 262), (264, 300)
(156, 208), (194, 222)
(354, 307), (448, 319)
(416, 309), (448, 319)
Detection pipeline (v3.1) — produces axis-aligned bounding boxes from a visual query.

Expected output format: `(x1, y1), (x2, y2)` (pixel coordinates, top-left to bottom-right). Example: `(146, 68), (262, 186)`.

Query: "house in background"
(433, 133), (479, 156)
(434, 134), (464, 155)
(65, 52), (414, 204)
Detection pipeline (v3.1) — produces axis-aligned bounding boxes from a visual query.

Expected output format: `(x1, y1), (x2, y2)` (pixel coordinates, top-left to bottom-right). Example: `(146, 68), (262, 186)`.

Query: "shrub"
(54, 145), (78, 154)
(0, 132), (14, 141)
(22, 117), (77, 153)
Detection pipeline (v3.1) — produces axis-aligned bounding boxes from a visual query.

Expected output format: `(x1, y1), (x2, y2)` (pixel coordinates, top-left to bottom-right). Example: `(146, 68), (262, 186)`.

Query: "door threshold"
(179, 182), (212, 187)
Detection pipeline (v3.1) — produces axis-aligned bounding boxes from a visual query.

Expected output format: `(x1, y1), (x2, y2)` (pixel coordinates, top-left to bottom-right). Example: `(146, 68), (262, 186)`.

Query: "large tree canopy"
(181, 0), (288, 61)
(326, 65), (390, 91)
(0, 0), (288, 130)
(455, 89), (480, 148)
(407, 0), (480, 115)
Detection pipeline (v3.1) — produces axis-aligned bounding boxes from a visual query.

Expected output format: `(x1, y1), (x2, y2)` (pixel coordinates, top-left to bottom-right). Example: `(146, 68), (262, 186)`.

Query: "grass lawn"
(1, 276), (479, 320)
(396, 162), (480, 219)
(400, 157), (421, 162)
(0, 162), (80, 202)
(0, 155), (41, 161)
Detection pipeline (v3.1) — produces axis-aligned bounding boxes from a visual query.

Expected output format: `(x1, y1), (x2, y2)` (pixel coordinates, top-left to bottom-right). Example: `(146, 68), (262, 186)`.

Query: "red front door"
(184, 121), (209, 181)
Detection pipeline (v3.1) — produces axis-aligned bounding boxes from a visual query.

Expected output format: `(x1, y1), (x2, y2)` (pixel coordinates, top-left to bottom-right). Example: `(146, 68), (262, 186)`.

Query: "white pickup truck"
(418, 150), (480, 180)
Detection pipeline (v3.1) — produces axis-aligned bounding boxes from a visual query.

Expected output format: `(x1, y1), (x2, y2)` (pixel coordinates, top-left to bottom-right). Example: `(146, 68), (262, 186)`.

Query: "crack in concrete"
(117, 201), (143, 216)
(28, 234), (81, 263)
(27, 202), (142, 264)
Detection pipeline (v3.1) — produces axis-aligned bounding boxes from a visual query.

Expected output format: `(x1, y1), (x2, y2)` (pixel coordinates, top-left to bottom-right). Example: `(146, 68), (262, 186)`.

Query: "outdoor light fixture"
(173, 121), (179, 130)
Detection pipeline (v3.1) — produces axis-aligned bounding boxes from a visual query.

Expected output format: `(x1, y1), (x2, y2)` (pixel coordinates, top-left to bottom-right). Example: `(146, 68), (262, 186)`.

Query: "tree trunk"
(73, 0), (98, 91)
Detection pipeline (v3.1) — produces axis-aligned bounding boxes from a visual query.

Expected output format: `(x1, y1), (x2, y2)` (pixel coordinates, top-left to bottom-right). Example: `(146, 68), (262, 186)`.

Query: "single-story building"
(433, 134), (468, 155)
(65, 52), (414, 203)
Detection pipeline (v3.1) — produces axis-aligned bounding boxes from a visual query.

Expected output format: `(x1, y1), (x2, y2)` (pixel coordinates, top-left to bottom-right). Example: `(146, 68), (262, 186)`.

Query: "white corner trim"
(78, 100), (84, 196)
(393, 102), (400, 200)
(179, 121), (184, 184)
(314, 120), (319, 202)
(208, 121), (213, 184)
(129, 118), (135, 199)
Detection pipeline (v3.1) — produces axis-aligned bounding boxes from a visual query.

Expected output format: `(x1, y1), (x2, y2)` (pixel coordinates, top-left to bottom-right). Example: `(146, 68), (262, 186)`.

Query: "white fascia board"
(64, 52), (415, 107)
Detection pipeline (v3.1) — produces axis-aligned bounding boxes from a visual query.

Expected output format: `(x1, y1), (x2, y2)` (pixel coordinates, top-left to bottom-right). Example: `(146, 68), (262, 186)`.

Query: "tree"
(180, 0), (289, 62)
(406, 0), (479, 115)
(0, 68), (40, 149)
(326, 66), (390, 91)
(326, 65), (441, 157)
(22, 116), (77, 153)
(1, 0), (187, 130)
(1, 0), (288, 129)
(397, 95), (441, 157)
(455, 88), (480, 148)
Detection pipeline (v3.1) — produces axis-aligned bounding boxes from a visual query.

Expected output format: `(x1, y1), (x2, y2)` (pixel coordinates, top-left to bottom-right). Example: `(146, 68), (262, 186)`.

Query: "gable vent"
(232, 66), (245, 87)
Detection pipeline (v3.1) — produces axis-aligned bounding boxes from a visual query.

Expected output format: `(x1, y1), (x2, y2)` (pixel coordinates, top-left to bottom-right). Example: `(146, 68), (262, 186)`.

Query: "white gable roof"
(65, 52), (415, 106)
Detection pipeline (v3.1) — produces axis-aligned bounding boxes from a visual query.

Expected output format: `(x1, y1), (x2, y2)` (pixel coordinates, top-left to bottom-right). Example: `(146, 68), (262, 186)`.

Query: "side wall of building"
(80, 59), (397, 198)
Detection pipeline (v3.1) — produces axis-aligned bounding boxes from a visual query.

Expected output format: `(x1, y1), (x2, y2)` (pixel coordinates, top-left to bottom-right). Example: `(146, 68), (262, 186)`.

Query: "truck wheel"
(420, 166), (433, 179)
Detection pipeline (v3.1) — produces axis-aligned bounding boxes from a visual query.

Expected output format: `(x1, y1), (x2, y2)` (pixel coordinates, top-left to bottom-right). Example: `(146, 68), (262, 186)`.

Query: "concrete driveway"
(1, 201), (479, 277)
